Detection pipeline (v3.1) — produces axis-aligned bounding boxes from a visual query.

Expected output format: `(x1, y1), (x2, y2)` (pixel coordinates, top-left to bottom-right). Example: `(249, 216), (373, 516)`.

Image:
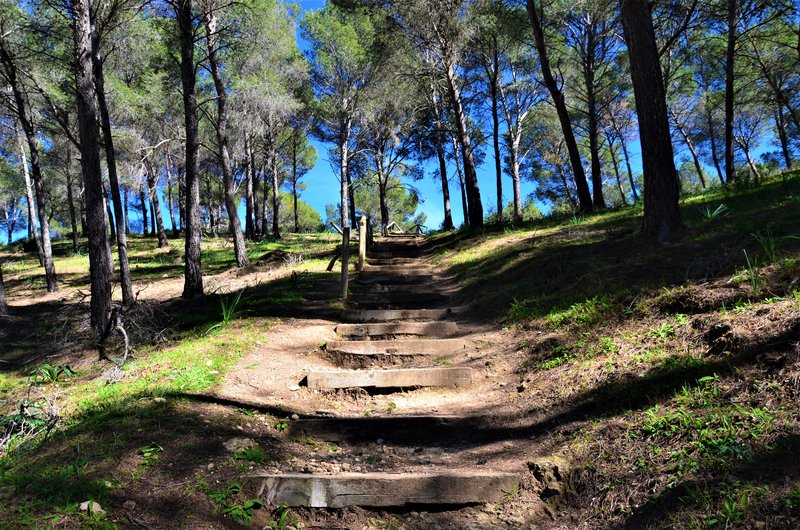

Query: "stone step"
(335, 321), (459, 339)
(363, 266), (434, 275)
(354, 283), (441, 294)
(354, 274), (436, 285)
(366, 257), (422, 266)
(305, 367), (474, 390)
(368, 250), (422, 259)
(325, 338), (466, 356)
(346, 292), (450, 309)
(254, 471), (518, 508)
(340, 308), (451, 322)
(286, 415), (488, 443)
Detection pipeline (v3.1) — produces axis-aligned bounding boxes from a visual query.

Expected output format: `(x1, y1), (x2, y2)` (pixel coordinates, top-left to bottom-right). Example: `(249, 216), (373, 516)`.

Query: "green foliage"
(642, 375), (774, 474)
(267, 502), (299, 529)
(698, 203), (730, 220)
(205, 291), (246, 335)
(546, 296), (613, 330)
(234, 446), (266, 464)
(742, 249), (762, 294)
(29, 364), (75, 384)
(752, 227), (778, 263)
(137, 442), (163, 459)
(208, 481), (265, 524)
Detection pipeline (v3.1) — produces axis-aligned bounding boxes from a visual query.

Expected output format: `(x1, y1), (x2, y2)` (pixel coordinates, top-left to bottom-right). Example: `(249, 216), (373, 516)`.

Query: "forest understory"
(0, 175), (798, 529)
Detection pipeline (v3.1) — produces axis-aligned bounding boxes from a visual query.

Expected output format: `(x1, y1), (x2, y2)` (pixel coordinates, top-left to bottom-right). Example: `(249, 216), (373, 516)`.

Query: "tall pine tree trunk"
(146, 163), (169, 248)
(0, 262), (7, 316)
(245, 137), (255, 238)
(66, 152), (79, 253)
(430, 85), (453, 230)
(339, 118), (351, 299)
(488, 51), (503, 222)
(445, 63), (483, 227)
(526, 0), (593, 213)
(177, 0), (203, 297)
(724, 0), (736, 183)
(205, 9), (249, 266)
(621, 0), (683, 242)
(15, 124), (44, 265)
(0, 49), (58, 289)
(452, 136), (469, 227)
(91, 23), (133, 304)
(72, 0), (112, 337)
(271, 155), (281, 239)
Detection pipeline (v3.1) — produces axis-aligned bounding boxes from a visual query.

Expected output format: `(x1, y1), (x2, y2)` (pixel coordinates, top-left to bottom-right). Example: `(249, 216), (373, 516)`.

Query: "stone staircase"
(252, 234), (519, 510)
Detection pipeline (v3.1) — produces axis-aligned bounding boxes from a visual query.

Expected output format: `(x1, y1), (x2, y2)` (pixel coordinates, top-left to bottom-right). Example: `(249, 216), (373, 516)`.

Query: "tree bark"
(91, 21), (134, 304)
(245, 137), (255, 238)
(123, 186), (130, 234)
(526, 0), (593, 213)
(72, 0), (112, 338)
(429, 85), (453, 230)
(66, 148), (79, 253)
(104, 183), (116, 240)
(271, 153), (281, 239)
(0, 262), (7, 316)
(607, 137), (628, 206)
(1, 51), (58, 290)
(339, 117), (352, 299)
(774, 108), (792, 170)
(445, 63), (483, 227)
(146, 163), (169, 248)
(583, 24), (606, 210)
(15, 123), (44, 265)
(291, 134), (299, 233)
(487, 47), (503, 222)
(621, 0), (683, 242)
(205, 9), (249, 266)
(177, 0), (203, 298)
(452, 135), (469, 226)
(165, 157), (178, 235)
(139, 187), (149, 235)
(724, 0), (736, 183)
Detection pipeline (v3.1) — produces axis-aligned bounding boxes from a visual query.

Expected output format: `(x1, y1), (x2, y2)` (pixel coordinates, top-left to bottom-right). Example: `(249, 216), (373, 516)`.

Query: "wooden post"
(358, 216), (367, 272)
(340, 228), (350, 300)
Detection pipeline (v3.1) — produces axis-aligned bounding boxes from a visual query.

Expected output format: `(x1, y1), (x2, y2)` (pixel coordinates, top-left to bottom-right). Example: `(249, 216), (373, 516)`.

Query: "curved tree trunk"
(177, 0), (203, 297)
(526, 0), (593, 213)
(607, 137), (628, 206)
(621, 0), (683, 242)
(72, 0), (112, 338)
(205, 10), (249, 266)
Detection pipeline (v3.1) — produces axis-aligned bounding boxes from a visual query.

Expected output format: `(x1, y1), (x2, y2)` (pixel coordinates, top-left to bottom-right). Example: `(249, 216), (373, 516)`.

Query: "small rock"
(207, 463), (215, 470)
(122, 500), (137, 510)
(288, 385), (301, 391)
(754, 522), (766, 529)
(0, 485), (16, 500)
(376, 438), (384, 445)
(235, 425), (244, 431)
(153, 397), (167, 404)
(291, 414), (300, 420)
(223, 437), (258, 453)
(79, 501), (105, 516)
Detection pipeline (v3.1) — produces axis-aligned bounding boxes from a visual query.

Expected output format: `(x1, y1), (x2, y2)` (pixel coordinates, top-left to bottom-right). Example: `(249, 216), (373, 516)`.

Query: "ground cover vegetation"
(1, 0), (800, 527)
